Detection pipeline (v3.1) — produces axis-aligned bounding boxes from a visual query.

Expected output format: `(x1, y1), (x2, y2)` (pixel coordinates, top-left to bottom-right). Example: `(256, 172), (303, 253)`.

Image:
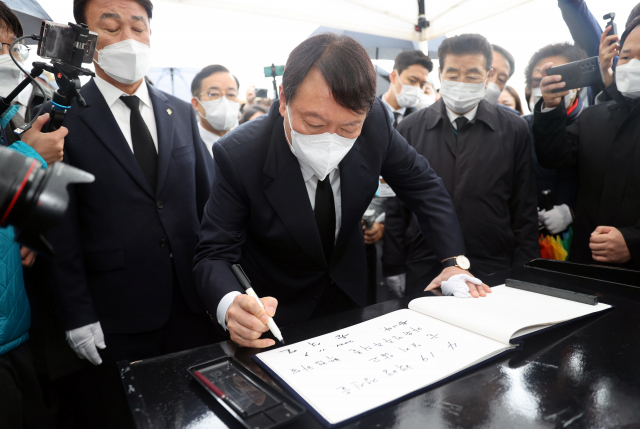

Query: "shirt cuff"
(541, 103), (558, 113)
(216, 291), (242, 331)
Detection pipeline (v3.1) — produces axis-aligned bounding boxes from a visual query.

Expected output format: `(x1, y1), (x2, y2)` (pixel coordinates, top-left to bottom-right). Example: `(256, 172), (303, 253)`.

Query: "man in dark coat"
(532, 18), (640, 270)
(194, 33), (491, 350)
(383, 34), (538, 294)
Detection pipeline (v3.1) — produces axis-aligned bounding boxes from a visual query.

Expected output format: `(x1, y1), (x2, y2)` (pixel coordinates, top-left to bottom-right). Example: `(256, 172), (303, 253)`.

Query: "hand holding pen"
(225, 264), (285, 348)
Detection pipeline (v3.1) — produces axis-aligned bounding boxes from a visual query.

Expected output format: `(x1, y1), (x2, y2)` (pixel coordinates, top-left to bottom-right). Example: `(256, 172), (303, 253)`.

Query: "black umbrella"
(4, 0), (51, 44)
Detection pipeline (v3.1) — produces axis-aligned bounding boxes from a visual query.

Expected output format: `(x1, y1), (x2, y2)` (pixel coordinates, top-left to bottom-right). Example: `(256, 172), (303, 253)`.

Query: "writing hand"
(226, 294), (278, 348)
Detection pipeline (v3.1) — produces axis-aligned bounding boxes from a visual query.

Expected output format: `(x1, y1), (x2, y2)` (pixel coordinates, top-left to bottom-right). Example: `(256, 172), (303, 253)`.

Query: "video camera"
(0, 21), (98, 255)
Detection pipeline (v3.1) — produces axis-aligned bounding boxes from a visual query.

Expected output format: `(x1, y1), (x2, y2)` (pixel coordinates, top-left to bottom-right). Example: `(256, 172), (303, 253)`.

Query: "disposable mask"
(439, 79), (486, 113)
(0, 54), (29, 106)
(484, 82), (501, 105)
(529, 87), (577, 111)
(616, 59), (640, 99)
(394, 82), (423, 108)
(415, 93), (436, 110)
(284, 106), (357, 181)
(197, 97), (239, 131)
(94, 39), (151, 85)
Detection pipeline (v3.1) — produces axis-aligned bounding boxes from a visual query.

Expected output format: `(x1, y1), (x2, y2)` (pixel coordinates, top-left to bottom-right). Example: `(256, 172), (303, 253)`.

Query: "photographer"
(533, 17), (640, 269)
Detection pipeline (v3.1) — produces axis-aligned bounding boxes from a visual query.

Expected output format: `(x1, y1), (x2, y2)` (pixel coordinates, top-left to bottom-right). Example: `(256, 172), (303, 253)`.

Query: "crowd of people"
(1, 0), (639, 428)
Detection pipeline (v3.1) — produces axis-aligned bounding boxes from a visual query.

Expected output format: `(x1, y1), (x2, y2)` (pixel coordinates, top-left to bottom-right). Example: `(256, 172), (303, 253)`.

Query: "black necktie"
(454, 116), (469, 132)
(393, 112), (401, 127)
(315, 176), (336, 265)
(120, 95), (158, 192)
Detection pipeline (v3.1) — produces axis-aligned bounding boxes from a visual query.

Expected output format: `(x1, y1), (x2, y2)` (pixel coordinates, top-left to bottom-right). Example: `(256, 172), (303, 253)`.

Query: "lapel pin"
(166, 108), (172, 115)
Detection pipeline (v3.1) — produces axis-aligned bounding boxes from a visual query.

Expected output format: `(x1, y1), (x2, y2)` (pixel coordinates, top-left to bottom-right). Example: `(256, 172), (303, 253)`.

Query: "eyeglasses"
(197, 90), (239, 101)
(1, 42), (29, 62)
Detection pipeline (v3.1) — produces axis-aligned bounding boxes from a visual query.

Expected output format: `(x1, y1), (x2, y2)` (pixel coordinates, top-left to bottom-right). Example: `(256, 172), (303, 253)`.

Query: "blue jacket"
(0, 141), (47, 355)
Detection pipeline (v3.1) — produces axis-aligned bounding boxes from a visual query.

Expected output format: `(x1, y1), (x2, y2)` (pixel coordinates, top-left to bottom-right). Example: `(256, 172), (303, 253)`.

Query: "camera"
(37, 21), (98, 65)
(0, 146), (94, 256)
(604, 13), (617, 44)
(255, 88), (269, 98)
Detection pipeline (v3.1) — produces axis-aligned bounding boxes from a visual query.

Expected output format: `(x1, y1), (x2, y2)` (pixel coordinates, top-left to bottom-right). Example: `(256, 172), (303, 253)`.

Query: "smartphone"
(255, 88), (268, 98)
(547, 56), (604, 93)
(604, 12), (617, 44)
(264, 65), (284, 78)
(37, 21), (98, 65)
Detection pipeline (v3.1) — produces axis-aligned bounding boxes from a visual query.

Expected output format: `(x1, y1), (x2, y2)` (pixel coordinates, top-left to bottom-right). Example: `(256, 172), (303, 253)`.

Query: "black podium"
(119, 260), (640, 428)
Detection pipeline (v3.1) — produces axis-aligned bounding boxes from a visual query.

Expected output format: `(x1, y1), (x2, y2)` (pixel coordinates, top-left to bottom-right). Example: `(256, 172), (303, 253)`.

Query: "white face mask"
(484, 81), (502, 105)
(394, 80), (423, 108)
(439, 79), (486, 114)
(529, 86), (577, 111)
(94, 39), (151, 85)
(197, 97), (239, 131)
(0, 54), (29, 106)
(284, 105), (357, 181)
(415, 92), (436, 110)
(616, 59), (640, 99)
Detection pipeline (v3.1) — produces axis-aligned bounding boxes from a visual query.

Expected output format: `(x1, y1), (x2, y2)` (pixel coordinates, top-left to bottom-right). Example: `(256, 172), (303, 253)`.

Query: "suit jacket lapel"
(263, 117), (326, 268)
(78, 80), (154, 198)
(148, 85), (175, 195)
(332, 138), (370, 264)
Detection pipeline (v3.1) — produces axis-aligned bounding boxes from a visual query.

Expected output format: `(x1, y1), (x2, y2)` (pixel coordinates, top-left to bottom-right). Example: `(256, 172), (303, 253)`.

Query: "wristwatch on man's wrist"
(442, 255), (471, 270)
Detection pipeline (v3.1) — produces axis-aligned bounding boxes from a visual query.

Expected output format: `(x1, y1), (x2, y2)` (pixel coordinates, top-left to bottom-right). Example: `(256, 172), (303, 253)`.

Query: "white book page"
(408, 285), (612, 344)
(256, 309), (511, 425)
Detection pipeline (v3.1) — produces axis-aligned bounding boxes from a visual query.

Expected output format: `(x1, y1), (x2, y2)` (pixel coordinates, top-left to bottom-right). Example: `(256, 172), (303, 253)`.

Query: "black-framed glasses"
(1, 42), (29, 62)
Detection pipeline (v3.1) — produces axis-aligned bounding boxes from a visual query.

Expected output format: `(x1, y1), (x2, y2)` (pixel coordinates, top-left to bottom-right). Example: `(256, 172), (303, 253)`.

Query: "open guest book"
(254, 285), (611, 427)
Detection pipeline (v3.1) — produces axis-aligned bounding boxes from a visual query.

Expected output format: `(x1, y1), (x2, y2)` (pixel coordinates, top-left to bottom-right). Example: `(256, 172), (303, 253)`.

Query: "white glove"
(441, 274), (482, 298)
(65, 322), (106, 365)
(385, 274), (406, 297)
(539, 204), (572, 235)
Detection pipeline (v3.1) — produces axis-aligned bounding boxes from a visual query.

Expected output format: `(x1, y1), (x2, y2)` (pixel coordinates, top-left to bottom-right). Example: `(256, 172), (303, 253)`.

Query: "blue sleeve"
(558, 0), (602, 58)
(7, 141), (48, 169)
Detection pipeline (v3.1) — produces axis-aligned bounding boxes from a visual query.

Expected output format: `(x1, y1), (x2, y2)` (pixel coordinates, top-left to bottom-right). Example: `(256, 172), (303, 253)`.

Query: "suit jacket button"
(159, 239), (167, 247)
(157, 201), (163, 209)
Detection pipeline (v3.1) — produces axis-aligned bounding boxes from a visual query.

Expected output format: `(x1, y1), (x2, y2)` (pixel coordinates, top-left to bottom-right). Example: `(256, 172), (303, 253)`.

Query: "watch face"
(456, 255), (471, 270)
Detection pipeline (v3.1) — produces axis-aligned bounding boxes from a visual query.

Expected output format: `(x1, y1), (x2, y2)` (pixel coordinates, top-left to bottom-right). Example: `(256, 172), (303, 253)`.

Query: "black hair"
(282, 33), (376, 114)
(492, 44), (515, 78)
(73, 0), (153, 25)
(240, 104), (268, 125)
(503, 85), (523, 115)
(191, 64), (240, 96)
(0, 1), (23, 38)
(621, 15), (640, 51)
(524, 43), (586, 88)
(438, 33), (493, 72)
(627, 3), (640, 28)
(393, 50), (433, 74)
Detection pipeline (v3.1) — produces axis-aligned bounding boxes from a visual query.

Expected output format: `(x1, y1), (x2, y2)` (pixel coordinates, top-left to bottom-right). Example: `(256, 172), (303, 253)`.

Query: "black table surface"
(120, 263), (640, 429)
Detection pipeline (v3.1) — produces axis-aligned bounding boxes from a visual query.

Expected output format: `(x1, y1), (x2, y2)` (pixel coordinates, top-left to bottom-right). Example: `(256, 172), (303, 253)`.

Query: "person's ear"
(191, 97), (199, 111)
(389, 70), (398, 85)
(438, 68), (442, 82)
(278, 85), (286, 117)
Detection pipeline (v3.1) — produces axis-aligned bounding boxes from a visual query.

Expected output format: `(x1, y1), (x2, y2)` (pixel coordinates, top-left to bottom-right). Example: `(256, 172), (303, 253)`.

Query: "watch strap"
(442, 258), (457, 268)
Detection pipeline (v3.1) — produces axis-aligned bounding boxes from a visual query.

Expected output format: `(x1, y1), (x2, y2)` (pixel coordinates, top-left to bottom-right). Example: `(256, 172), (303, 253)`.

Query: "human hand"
(599, 25), (620, 88)
(363, 221), (384, 244)
(426, 266), (491, 298)
(589, 226), (631, 264)
(385, 273), (406, 297)
(540, 62), (569, 110)
(20, 247), (36, 267)
(225, 294), (278, 348)
(20, 113), (68, 165)
(65, 322), (106, 365)
(539, 204), (572, 235)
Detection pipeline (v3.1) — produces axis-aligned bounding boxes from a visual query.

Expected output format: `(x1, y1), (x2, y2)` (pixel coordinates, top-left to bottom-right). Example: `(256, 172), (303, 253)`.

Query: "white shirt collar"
(380, 95), (406, 115)
(445, 104), (479, 127)
(93, 75), (153, 109)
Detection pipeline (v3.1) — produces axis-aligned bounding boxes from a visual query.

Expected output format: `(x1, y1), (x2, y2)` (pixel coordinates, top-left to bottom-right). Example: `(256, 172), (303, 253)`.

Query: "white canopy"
(158, 0), (536, 46)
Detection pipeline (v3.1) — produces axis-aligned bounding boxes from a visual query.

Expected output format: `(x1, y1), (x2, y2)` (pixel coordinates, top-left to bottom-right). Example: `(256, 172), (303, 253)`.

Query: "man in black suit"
(380, 50), (433, 126)
(194, 33), (491, 349)
(42, 1), (217, 426)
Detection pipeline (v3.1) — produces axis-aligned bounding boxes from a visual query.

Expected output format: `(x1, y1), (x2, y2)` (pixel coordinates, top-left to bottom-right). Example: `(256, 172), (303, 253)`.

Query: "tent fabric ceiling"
(158, 0), (536, 42)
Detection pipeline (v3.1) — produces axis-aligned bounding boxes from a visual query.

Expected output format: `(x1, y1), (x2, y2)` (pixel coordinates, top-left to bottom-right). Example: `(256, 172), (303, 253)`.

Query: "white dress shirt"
(445, 104), (479, 129)
(216, 149), (343, 330)
(197, 122), (220, 158)
(93, 75), (159, 153)
(380, 95), (407, 124)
